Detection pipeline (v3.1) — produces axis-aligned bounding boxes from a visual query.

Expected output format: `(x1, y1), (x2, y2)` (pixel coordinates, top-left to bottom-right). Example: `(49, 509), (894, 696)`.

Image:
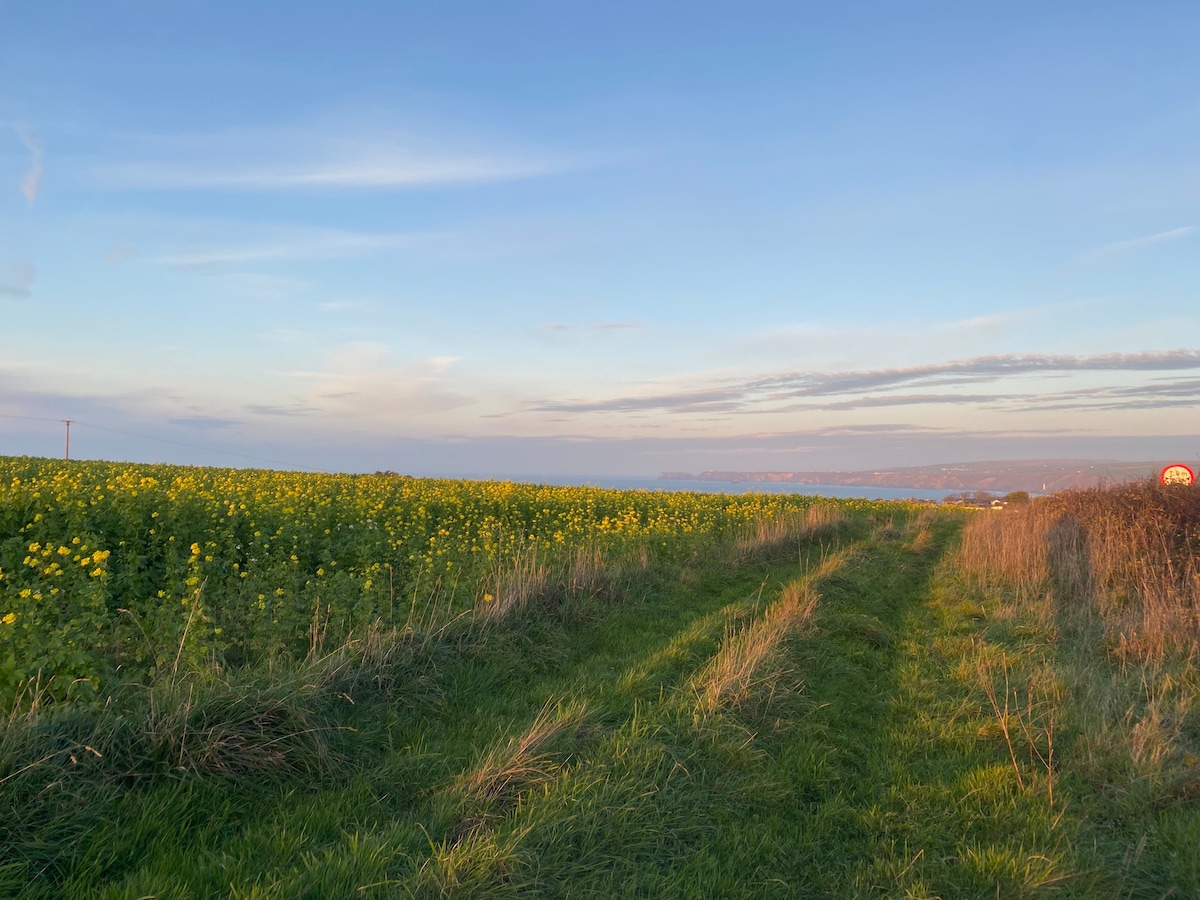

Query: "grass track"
(8, 510), (1198, 897)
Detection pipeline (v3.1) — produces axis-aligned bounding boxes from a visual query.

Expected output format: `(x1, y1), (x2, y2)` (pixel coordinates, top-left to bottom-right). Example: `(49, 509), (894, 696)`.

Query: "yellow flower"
(2, 612), (16, 625)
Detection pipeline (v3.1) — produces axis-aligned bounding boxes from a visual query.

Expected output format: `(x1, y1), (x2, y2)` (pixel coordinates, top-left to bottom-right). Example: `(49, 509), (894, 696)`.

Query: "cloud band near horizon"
(533, 350), (1200, 415)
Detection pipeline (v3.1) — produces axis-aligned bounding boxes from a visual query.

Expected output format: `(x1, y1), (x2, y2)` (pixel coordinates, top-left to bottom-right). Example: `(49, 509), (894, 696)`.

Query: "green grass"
(3, 506), (1198, 897)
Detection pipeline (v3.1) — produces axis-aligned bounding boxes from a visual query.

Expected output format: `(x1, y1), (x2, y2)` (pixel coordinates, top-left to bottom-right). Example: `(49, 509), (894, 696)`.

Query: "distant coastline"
(659, 459), (1174, 495)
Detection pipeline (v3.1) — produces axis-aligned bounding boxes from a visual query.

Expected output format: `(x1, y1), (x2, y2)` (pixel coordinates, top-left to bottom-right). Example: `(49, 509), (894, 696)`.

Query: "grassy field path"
(24, 511), (1191, 897)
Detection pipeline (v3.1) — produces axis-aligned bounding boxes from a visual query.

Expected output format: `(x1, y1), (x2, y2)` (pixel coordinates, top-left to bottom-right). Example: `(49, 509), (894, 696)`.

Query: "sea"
(463, 474), (957, 503)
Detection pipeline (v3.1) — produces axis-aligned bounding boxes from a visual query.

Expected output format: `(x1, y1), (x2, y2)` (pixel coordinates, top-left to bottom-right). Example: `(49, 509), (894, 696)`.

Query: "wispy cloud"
(167, 415), (241, 430)
(277, 343), (475, 422)
(13, 124), (43, 206)
(746, 350), (1200, 397)
(245, 403), (318, 417)
(150, 229), (433, 268)
(1072, 226), (1195, 266)
(589, 321), (645, 330)
(543, 321), (647, 332)
(103, 156), (569, 191)
(93, 128), (579, 192)
(533, 350), (1200, 416)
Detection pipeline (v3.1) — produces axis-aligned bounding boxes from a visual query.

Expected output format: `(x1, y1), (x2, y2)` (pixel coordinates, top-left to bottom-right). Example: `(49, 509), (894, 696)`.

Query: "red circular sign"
(1160, 464), (1195, 486)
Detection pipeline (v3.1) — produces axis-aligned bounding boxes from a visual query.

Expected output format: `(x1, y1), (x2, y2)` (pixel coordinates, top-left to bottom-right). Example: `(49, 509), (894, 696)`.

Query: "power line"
(0, 412), (321, 471)
(0, 413), (69, 425)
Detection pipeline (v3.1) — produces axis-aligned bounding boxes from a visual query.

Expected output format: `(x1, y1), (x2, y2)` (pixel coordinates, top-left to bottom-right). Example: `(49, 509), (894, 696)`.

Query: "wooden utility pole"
(64, 419), (71, 460)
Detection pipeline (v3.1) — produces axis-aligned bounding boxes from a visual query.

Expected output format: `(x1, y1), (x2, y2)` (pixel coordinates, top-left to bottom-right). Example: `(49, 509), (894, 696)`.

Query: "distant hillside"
(660, 460), (1179, 494)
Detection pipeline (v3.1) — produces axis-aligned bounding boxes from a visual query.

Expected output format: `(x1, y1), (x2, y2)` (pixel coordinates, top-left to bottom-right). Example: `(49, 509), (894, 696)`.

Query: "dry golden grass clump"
(454, 700), (589, 808)
(691, 575), (822, 719)
(732, 504), (847, 564)
(474, 544), (622, 625)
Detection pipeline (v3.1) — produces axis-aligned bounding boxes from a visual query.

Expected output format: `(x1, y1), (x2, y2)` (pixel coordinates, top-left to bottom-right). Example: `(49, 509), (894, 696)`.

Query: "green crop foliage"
(0, 456), (899, 702)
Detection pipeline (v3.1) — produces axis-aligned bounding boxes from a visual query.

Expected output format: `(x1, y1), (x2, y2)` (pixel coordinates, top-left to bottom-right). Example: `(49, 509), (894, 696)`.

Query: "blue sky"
(2, 1), (1199, 476)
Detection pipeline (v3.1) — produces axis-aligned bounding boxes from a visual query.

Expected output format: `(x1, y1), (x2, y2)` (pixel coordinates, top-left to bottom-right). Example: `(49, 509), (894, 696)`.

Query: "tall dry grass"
(958, 480), (1200, 660)
(690, 575), (822, 719)
(433, 699), (588, 862)
(957, 480), (1200, 808)
(454, 700), (588, 808)
(474, 544), (624, 625)
(731, 504), (848, 564)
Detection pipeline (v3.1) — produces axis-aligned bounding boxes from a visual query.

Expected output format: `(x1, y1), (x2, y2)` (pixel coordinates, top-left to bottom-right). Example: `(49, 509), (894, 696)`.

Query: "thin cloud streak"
(105, 157), (568, 190)
(589, 321), (645, 330)
(151, 230), (436, 268)
(533, 350), (1200, 416)
(748, 350), (1200, 397)
(1073, 226), (1196, 266)
(94, 131), (579, 192)
(245, 404), (319, 417)
(5, 369), (1198, 476)
(785, 378), (1200, 414)
(13, 124), (44, 206)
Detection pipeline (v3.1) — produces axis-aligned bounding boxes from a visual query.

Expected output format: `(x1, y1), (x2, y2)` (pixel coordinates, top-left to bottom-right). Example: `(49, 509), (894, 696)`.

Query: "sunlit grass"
(1, 462), (1197, 896)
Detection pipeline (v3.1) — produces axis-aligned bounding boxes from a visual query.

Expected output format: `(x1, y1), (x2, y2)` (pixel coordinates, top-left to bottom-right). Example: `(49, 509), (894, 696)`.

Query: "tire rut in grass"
(71, 526), (870, 897)
(776, 515), (1091, 896)
(394, 542), (858, 897)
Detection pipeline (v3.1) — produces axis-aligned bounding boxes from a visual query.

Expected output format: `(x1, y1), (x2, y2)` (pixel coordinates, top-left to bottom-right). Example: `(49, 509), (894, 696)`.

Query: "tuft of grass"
(974, 649), (1057, 806)
(475, 544), (625, 626)
(453, 699), (589, 811)
(409, 824), (535, 898)
(143, 676), (334, 779)
(731, 504), (848, 565)
(690, 576), (820, 719)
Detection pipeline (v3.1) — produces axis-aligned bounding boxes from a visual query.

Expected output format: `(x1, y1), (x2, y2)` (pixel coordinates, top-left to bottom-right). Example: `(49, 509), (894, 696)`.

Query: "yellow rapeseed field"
(0, 456), (890, 701)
